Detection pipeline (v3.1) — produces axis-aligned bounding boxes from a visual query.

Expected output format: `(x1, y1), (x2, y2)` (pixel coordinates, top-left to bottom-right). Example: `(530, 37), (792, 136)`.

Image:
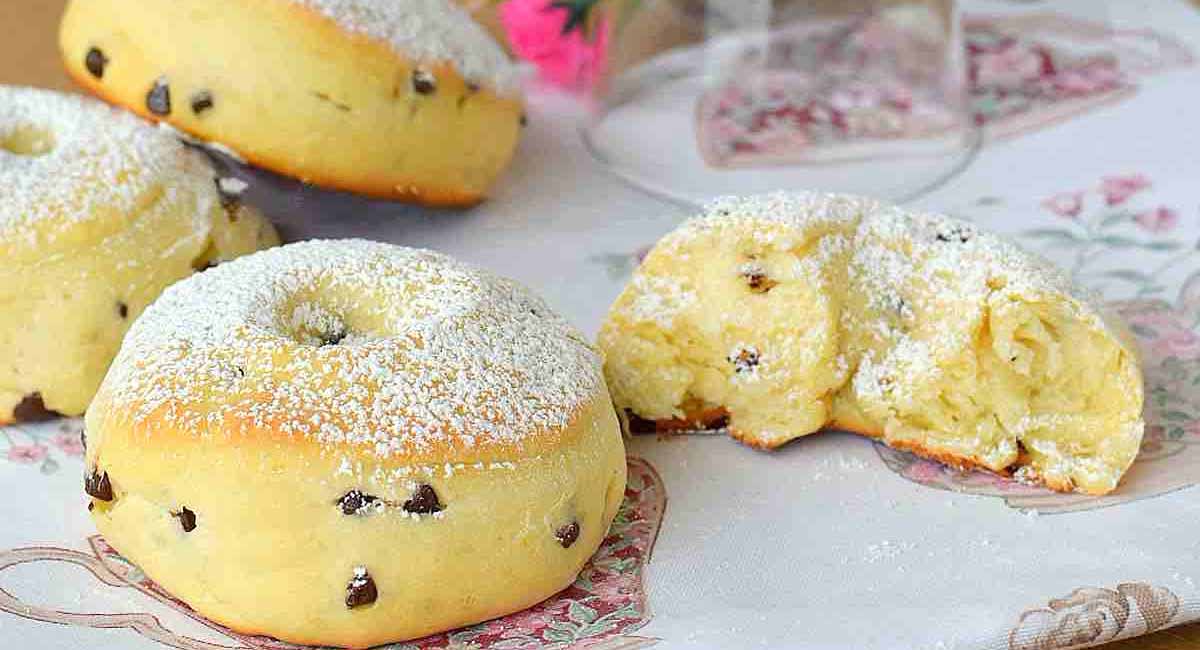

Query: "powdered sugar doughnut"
(0, 86), (278, 423)
(60, 0), (524, 206)
(599, 192), (1143, 495)
(84, 240), (626, 648)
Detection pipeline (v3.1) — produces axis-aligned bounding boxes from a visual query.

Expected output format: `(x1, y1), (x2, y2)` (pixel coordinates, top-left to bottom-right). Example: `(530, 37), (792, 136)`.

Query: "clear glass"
(583, 0), (980, 206)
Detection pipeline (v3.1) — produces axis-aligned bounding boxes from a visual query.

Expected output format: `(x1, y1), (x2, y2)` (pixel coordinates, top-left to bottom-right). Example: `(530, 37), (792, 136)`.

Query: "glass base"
(582, 47), (981, 208)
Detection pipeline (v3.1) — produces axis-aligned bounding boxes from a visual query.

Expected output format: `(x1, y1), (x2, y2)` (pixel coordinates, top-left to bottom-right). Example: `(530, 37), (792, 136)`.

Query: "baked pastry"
(598, 192), (1144, 495)
(60, 0), (524, 206)
(0, 85), (278, 424)
(84, 240), (626, 648)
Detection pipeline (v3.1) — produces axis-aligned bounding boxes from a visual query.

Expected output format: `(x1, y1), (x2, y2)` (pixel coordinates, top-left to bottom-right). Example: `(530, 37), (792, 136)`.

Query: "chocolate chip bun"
(59, 0), (523, 206)
(598, 192), (1144, 495)
(84, 240), (627, 648)
(0, 86), (278, 423)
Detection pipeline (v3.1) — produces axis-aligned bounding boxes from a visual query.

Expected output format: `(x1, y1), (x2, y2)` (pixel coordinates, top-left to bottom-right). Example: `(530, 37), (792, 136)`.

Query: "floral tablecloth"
(3, 1), (1200, 649)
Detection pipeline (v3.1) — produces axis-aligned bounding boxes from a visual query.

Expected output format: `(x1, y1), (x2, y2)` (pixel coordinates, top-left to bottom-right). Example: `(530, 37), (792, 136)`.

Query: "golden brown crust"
(61, 0), (522, 207)
(64, 66), (486, 207)
(625, 408), (1089, 493)
(95, 387), (604, 467)
(86, 393), (627, 648)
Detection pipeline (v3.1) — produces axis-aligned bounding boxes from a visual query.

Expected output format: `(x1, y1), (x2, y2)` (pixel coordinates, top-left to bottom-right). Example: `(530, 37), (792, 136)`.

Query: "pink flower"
(501, 0), (609, 91)
(974, 44), (1045, 88)
(51, 432), (84, 457)
(1045, 60), (1122, 96)
(1041, 192), (1085, 219)
(6, 444), (48, 464)
(1134, 206), (1179, 234)
(1154, 327), (1200, 358)
(1184, 421), (1200, 439)
(1100, 173), (1151, 206)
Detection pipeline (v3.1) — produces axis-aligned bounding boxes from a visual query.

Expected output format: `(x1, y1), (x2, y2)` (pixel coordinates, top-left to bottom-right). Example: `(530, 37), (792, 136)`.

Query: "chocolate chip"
(935, 225), (972, 243)
(402, 484), (442, 514)
(555, 521), (580, 548)
(625, 409), (657, 435)
(519, 113), (528, 127)
(87, 501), (94, 512)
(146, 78), (171, 116)
(190, 91), (214, 115)
(12, 392), (56, 421)
(321, 330), (346, 347)
(728, 347), (760, 374)
(739, 264), (778, 293)
(85, 468), (113, 501)
(117, 302), (129, 319)
(337, 489), (379, 515)
(346, 567), (377, 608)
(412, 69), (436, 95)
(85, 47), (108, 79)
(173, 507), (197, 532)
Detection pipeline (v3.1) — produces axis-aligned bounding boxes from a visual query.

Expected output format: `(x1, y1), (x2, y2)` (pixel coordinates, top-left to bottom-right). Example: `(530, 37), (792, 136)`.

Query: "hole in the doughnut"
(288, 303), (350, 347)
(1, 125), (56, 157)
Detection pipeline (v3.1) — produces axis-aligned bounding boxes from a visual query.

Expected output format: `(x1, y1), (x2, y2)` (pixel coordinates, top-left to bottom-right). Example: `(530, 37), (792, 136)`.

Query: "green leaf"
(1021, 228), (1083, 243)
(548, 0), (600, 35)
(1096, 235), (1182, 251)
(569, 601), (599, 624)
(1099, 212), (1132, 228)
(1130, 323), (1157, 338)
(1100, 269), (1153, 283)
(1097, 235), (1141, 247)
(543, 627), (576, 644)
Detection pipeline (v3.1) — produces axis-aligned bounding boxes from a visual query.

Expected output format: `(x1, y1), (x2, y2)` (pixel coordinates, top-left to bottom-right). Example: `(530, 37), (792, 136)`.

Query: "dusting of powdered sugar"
(100, 240), (603, 461)
(610, 191), (1137, 456)
(292, 0), (519, 95)
(0, 86), (216, 247)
